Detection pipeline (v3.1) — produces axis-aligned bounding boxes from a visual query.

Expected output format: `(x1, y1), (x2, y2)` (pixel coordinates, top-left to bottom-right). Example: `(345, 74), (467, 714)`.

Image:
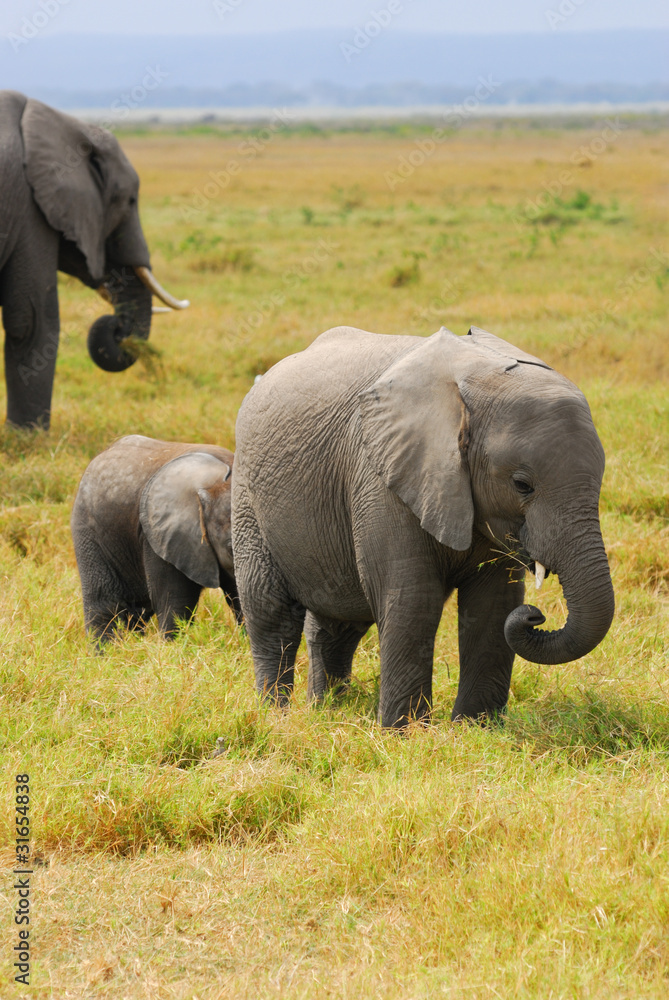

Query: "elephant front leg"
(2, 232), (60, 429)
(305, 612), (371, 703)
(143, 543), (202, 638)
(377, 598), (445, 729)
(452, 562), (525, 721)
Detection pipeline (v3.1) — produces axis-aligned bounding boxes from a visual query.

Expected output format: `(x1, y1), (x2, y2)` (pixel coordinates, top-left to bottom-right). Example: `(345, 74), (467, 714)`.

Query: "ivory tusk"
(152, 307), (172, 314)
(134, 266), (190, 310)
(535, 562), (546, 591)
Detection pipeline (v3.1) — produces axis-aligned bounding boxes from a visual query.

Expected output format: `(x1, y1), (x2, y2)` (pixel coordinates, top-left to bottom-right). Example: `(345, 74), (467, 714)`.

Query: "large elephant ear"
(358, 327), (515, 551)
(139, 453), (232, 590)
(20, 99), (132, 281)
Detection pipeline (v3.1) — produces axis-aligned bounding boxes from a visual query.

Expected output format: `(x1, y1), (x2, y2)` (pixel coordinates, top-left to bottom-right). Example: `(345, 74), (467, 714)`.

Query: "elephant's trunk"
(504, 508), (615, 664)
(88, 268), (153, 372)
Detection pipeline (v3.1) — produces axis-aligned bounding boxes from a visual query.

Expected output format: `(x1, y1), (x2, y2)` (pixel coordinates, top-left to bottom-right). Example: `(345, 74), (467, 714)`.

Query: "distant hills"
(2, 30), (667, 108)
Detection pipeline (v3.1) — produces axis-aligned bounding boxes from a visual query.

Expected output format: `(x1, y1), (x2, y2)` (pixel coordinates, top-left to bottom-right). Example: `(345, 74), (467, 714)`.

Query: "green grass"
(0, 118), (668, 998)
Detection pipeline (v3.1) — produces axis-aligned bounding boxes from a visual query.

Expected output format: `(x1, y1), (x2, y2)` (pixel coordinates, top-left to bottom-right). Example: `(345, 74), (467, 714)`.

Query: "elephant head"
(20, 98), (188, 372)
(360, 326), (615, 666)
(139, 452), (234, 589)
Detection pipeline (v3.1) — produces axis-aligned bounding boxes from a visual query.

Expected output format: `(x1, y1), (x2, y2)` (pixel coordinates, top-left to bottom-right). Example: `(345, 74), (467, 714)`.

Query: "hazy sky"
(2, 0), (669, 36)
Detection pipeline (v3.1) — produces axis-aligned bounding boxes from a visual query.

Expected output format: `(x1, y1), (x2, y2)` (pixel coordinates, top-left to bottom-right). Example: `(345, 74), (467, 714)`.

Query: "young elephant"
(233, 326), (615, 728)
(71, 435), (242, 643)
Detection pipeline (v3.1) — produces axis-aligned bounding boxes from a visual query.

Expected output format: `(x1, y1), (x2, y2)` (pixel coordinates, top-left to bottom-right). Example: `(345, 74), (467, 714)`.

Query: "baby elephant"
(71, 435), (242, 643)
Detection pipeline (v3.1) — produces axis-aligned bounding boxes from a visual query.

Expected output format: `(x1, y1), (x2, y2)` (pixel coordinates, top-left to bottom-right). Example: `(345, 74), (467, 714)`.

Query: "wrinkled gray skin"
(71, 435), (242, 643)
(0, 91), (153, 429)
(233, 326), (615, 728)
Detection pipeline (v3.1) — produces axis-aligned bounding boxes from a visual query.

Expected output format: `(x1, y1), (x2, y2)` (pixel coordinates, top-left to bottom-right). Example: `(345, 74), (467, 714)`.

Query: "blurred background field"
(1, 117), (668, 998)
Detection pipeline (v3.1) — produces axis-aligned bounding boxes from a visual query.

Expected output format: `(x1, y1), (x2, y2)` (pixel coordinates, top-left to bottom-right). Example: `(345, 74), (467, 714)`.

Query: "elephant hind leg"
(76, 538), (150, 646)
(305, 612), (371, 703)
(233, 490), (305, 706)
(244, 575), (305, 707)
(84, 604), (127, 646)
(83, 592), (151, 647)
(87, 603), (153, 648)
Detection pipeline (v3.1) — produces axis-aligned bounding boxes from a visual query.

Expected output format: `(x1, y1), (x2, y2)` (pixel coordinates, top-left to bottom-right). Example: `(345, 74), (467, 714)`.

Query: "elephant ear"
(20, 99), (134, 282)
(358, 327), (514, 551)
(139, 453), (232, 590)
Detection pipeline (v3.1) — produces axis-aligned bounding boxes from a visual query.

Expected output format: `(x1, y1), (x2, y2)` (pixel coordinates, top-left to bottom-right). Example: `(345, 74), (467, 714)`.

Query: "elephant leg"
(125, 605), (154, 634)
(355, 514), (447, 728)
(305, 612), (371, 702)
(81, 575), (150, 648)
(84, 600), (129, 646)
(244, 572), (305, 706)
(452, 562), (525, 721)
(376, 601), (445, 728)
(142, 542), (202, 638)
(233, 490), (305, 705)
(1, 226), (60, 428)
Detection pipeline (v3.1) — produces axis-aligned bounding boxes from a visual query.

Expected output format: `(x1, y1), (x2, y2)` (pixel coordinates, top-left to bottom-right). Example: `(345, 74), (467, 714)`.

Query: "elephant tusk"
(134, 266), (190, 310)
(152, 307), (172, 314)
(535, 562), (546, 591)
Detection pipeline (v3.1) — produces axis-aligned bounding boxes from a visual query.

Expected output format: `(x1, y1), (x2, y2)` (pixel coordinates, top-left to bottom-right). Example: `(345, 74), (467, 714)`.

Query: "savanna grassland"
(1, 116), (668, 999)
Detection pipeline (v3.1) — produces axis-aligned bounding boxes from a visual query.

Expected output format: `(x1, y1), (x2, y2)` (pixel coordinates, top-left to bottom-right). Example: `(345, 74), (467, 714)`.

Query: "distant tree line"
(32, 79), (669, 110)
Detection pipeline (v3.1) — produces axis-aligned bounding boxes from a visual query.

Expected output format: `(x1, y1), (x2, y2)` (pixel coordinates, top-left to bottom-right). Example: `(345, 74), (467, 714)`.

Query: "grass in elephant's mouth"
(1, 118), (668, 998)
(118, 335), (165, 379)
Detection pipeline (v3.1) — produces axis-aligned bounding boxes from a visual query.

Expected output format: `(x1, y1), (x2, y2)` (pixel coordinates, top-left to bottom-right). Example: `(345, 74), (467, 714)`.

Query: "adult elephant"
(233, 325), (615, 727)
(0, 90), (188, 429)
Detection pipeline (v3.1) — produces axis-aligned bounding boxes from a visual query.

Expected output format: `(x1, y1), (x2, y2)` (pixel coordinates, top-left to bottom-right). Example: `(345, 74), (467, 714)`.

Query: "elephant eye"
(512, 476), (534, 496)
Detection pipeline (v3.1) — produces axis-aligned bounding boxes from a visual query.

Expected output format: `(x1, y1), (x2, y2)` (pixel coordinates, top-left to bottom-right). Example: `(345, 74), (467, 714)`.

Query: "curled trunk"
(88, 268), (152, 372)
(504, 513), (615, 664)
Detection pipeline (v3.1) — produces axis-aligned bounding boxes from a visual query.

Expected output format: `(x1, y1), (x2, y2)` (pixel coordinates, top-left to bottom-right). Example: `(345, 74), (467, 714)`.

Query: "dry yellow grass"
(0, 117), (668, 998)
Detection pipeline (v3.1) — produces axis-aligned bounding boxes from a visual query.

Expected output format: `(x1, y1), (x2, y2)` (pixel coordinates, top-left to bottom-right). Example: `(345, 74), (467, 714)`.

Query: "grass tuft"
(507, 690), (669, 760)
